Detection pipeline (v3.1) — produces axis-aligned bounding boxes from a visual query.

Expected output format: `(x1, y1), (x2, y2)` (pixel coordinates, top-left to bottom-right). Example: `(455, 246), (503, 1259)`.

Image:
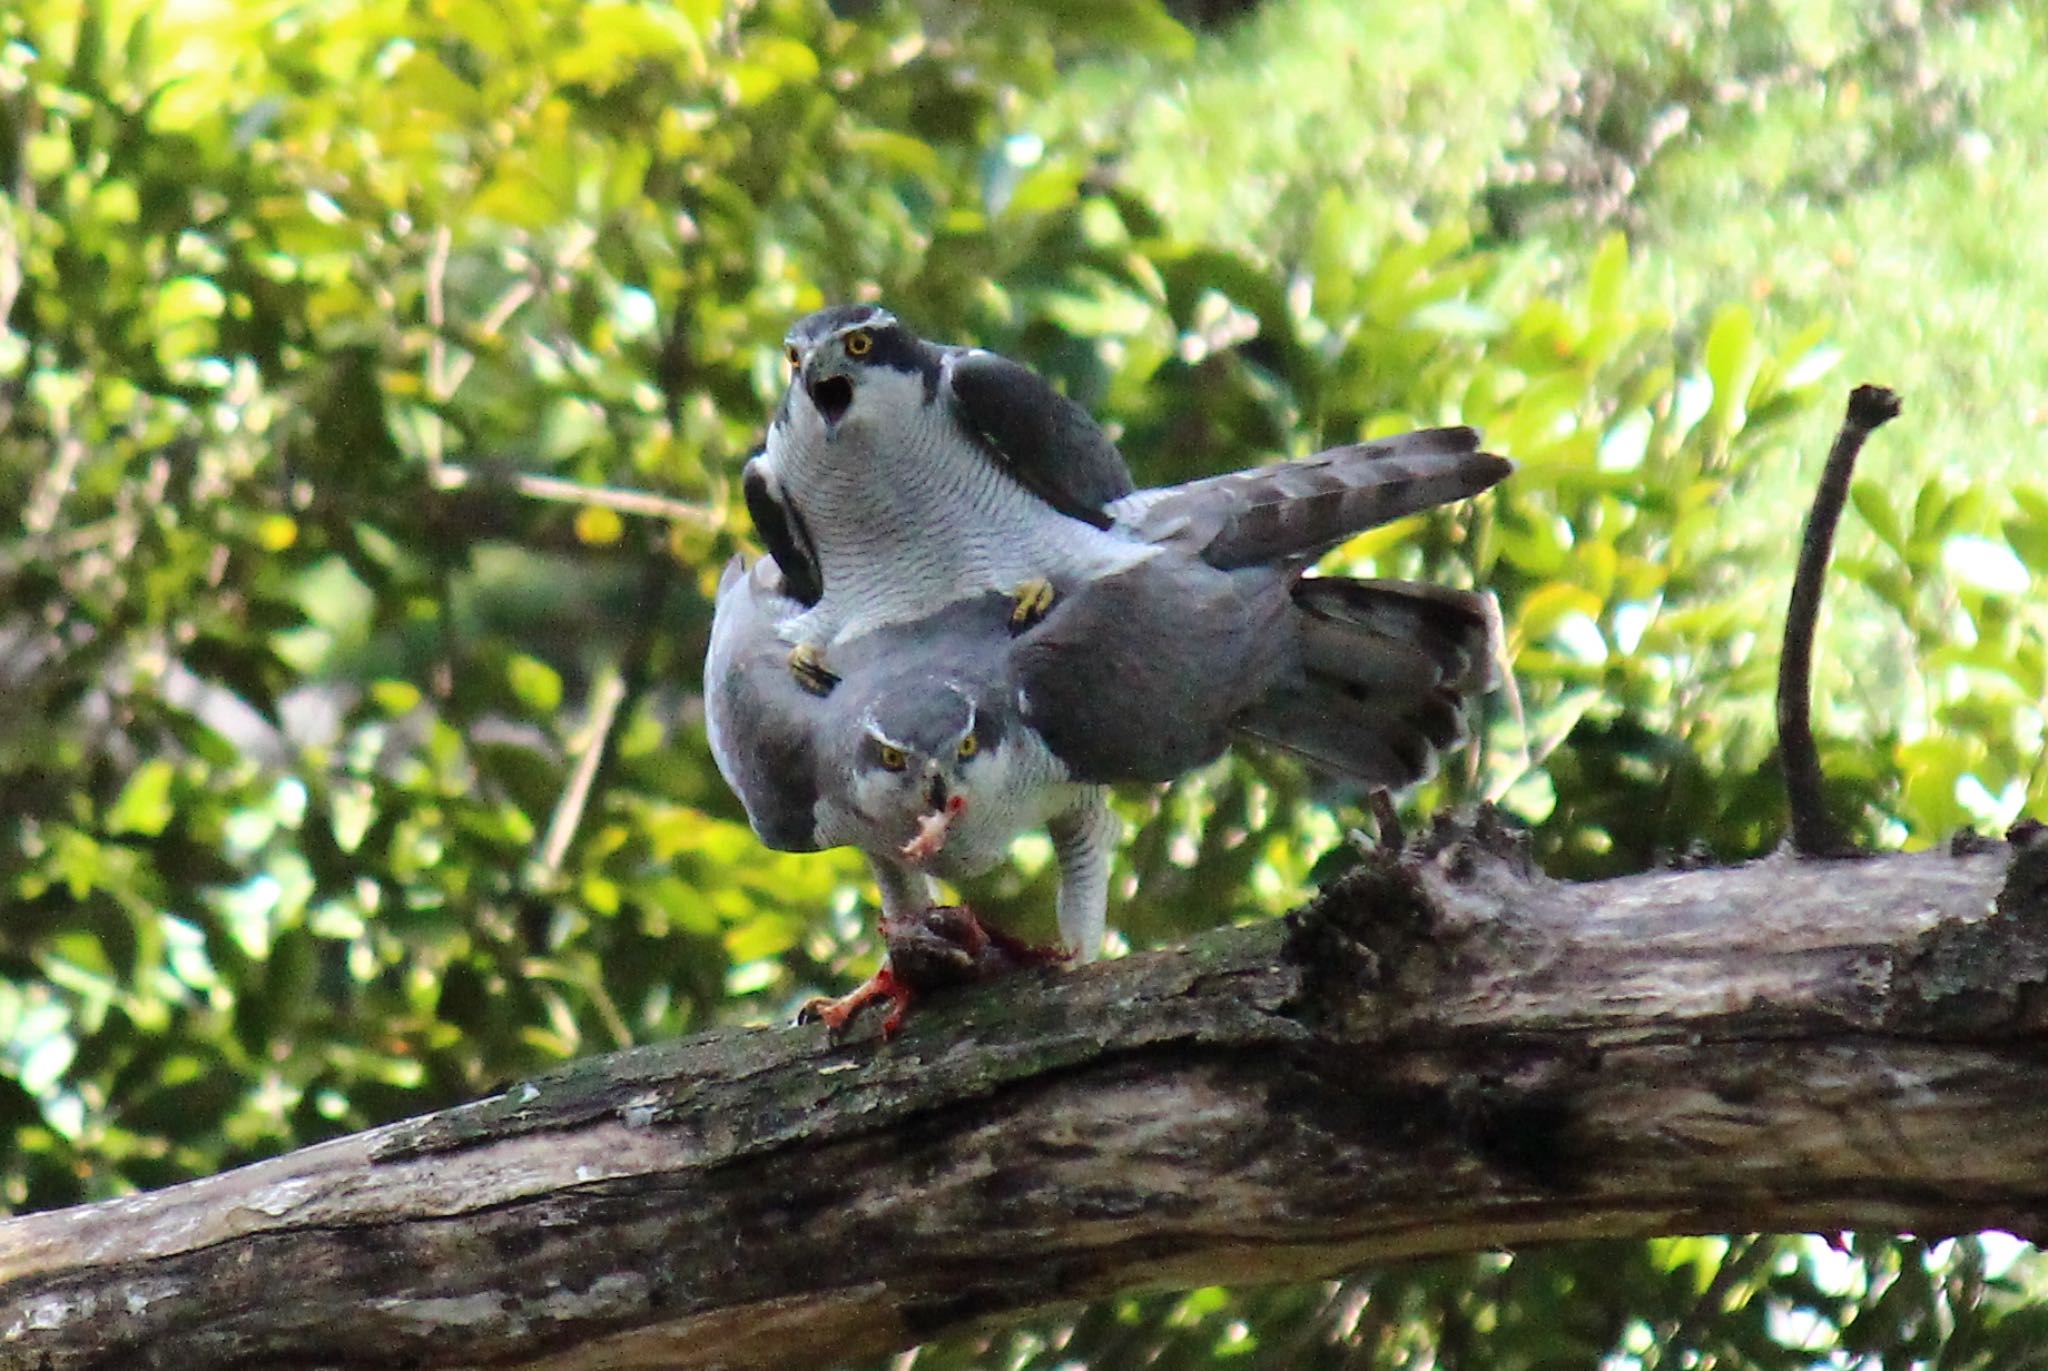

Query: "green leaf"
(553, 2), (703, 90)
(724, 912), (800, 962)
(1586, 230), (1630, 321)
(2004, 490), (2048, 572)
(727, 37), (818, 106)
(106, 761), (177, 838)
(1516, 583), (1605, 641)
(1851, 484), (1908, 558)
(507, 655), (564, 714)
(1014, 0), (1194, 56)
(1703, 303), (1758, 428)
(371, 680), (423, 715)
(1002, 161), (1083, 217)
(841, 127), (945, 184)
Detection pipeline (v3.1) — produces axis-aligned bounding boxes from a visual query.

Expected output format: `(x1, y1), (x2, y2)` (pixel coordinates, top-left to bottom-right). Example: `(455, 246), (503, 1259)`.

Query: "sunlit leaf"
(576, 506), (625, 546)
(1703, 303), (1758, 429)
(106, 761), (177, 838)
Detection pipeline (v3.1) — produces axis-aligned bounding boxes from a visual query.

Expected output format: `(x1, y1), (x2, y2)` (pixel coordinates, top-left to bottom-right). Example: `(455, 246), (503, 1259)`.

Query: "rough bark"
(4, 820), (2046, 1371)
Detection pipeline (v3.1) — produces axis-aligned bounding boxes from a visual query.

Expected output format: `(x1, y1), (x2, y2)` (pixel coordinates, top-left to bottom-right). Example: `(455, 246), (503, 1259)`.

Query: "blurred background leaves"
(2, 0), (2045, 1364)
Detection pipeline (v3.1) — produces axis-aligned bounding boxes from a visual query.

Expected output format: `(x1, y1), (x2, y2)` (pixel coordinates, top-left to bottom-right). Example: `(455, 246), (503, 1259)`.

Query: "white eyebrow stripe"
(859, 706), (910, 754)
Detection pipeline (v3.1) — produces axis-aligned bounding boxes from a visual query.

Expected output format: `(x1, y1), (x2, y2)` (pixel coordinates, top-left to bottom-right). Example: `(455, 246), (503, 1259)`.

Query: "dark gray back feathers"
(944, 350), (1136, 528)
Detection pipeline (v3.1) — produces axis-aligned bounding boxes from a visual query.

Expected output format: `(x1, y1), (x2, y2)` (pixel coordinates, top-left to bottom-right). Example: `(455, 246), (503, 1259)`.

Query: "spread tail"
(1233, 576), (1501, 787)
(1122, 427), (1511, 571)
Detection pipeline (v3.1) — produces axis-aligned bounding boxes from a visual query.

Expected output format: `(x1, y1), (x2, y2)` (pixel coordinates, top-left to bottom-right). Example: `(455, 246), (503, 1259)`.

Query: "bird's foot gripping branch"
(799, 903), (1072, 1039)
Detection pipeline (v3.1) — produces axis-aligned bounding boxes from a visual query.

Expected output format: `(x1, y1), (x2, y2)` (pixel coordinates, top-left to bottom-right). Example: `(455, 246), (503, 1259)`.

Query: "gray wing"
(1012, 557), (1499, 790)
(942, 349), (1136, 530)
(703, 556), (825, 850)
(1120, 427), (1511, 570)
(741, 455), (822, 606)
(1010, 555), (1295, 784)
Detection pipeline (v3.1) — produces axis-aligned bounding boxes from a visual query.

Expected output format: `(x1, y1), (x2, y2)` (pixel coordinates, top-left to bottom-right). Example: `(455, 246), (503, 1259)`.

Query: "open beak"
(900, 792), (969, 864)
(806, 367), (854, 430)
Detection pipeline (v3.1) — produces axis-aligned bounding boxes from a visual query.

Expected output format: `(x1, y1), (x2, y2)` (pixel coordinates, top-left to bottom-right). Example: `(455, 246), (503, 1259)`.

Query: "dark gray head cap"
(784, 303), (899, 352)
(859, 667), (1010, 757)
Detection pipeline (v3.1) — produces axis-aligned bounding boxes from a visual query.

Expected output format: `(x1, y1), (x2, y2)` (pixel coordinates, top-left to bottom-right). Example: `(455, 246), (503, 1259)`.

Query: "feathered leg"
(1049, 789), (1118, 962)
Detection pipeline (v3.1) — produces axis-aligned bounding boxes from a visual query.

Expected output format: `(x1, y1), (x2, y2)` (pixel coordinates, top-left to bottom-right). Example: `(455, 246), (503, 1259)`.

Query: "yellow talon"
(1009, 577), (1056, 631)
(789, 643), (840, 696)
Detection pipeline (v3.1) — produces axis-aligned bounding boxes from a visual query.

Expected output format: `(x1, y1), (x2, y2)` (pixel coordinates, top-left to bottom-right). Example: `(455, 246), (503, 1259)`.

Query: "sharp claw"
(798, 964), (912, 1037)
(1009, 577), (1056, 633)
(788, 643), (841, 696)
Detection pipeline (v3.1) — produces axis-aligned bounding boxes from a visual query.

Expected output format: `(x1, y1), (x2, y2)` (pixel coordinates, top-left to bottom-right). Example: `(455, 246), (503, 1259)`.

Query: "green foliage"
(2, 0), (2044, 1365)
(898, 1236), (2048, 1371)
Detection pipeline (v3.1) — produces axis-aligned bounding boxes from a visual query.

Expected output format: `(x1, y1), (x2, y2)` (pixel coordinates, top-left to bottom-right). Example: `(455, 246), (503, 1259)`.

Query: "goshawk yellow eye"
(878, 744), (908, 772)
(956, 734), (979, 760)
(785, 345), (800, 368)
(844, 329), (873, 357)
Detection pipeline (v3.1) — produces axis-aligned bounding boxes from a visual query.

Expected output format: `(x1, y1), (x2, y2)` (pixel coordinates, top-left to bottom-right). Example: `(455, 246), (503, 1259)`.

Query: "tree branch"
(1778, 384), (1903, 854)
(427, 463), (719, 528)
(4, 820), (2046, 1371)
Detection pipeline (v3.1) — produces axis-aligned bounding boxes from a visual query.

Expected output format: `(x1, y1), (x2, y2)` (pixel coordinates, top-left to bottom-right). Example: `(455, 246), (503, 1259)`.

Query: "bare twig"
(474, 279), (538, 342)
(1480, 652), (1536, 805)
(417, 231), (540, 458)
(425, 225), (452, 403)
(24, 427), (87, 537)
(537, 666), (629, 875)
(535, 550), (676, 880)
(419, 225), (455, 475)
(0, 517), (129, 578)
(402, 227), (704, 538)
(1485, 687), (1595, 807)
(1777, 384), (1901, 856)
(521, 658), (639, 1056)
(429, 463), (717, 528)
(440, 278), (539, 399)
